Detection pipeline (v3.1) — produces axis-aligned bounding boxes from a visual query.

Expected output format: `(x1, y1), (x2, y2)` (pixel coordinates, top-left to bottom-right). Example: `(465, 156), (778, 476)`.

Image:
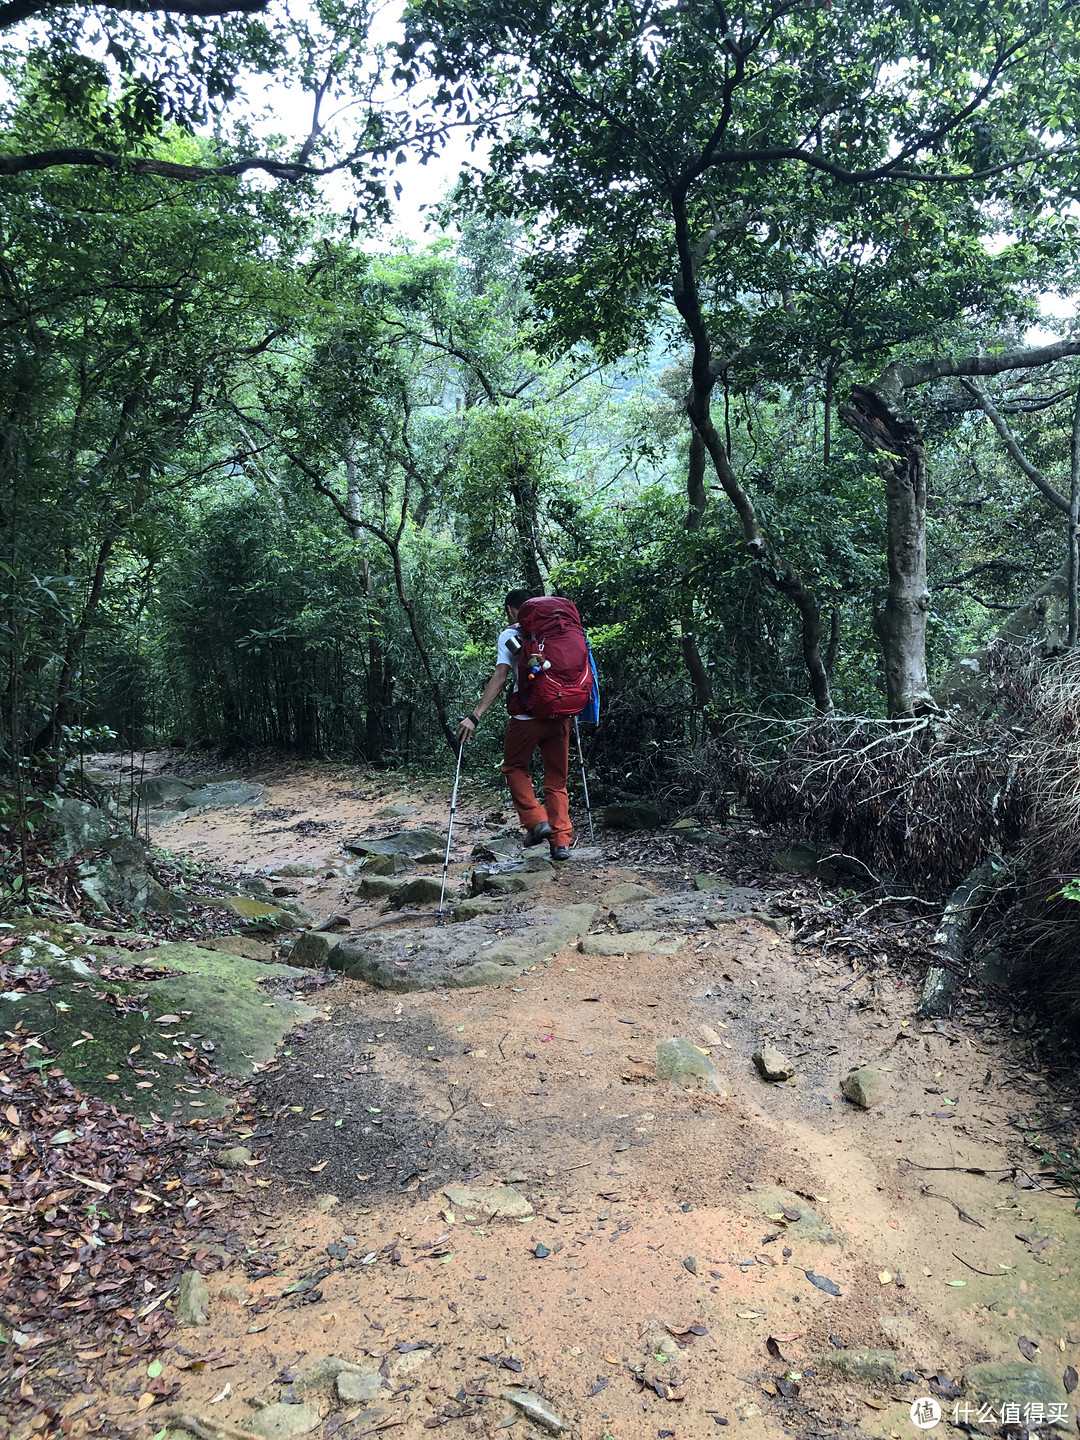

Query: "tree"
(401, 0), (1080, 712)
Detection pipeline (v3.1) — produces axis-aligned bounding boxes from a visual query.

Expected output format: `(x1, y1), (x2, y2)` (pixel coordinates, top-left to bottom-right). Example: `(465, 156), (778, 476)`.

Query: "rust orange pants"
(501, 717), (573, 846)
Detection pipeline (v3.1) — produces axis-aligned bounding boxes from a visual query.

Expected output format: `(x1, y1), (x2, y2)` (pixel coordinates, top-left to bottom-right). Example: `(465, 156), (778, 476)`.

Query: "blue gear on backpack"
(580, 637), (600, 725)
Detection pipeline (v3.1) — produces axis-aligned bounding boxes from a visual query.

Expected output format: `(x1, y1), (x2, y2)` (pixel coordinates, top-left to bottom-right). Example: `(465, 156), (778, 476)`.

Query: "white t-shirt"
(497, 625), (532, 720)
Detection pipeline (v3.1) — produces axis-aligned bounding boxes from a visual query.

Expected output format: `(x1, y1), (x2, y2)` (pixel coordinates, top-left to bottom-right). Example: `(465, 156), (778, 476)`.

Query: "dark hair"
(504, 588), (532, 609)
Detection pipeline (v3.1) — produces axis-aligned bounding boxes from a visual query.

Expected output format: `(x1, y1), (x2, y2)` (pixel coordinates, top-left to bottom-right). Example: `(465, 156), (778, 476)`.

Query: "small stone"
(174, 1270), (210, 1326)
(294, 1357), (367, 1395)
(505, 1169), (529, 1183)
(274, 863), (319, 878)
(216, 1145), (253, 1169)
(388, 1348), (431, 1380)
(247, 1402), (322, 1439)
(476, 868), (548, 896)
(601, 882), (658, 906)
(753, 1047), (795, 1082)
(694, 874), (731, 892)
(824, 1349), (899, 1383)
(315, 1193), (339, 1213)
(656, 1037), (731, 1095)
(344, 827), (444, 863)
(336, 1369), (384, 1404)
(442, 1184), (533, 1219)
(579, 929), (681, 956)
(219, 1284), (247, 1304)
(289, 930), (343, 967)
(375, 803), (418, 819)
(841, 1066), (886, 1108)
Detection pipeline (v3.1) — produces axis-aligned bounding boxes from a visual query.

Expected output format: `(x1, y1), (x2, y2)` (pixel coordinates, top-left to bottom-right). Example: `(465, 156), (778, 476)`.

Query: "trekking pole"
(438, 739), (466, 921)
(573, 716), (595, 844)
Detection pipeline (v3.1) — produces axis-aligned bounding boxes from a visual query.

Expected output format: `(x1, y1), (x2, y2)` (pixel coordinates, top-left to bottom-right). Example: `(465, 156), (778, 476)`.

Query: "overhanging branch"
(0, 0), (266, 25)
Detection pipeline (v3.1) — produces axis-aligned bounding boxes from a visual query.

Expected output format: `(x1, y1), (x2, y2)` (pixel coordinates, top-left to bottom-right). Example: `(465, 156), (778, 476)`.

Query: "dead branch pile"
(1017, 648), (1080, 1023)
(721, 711), (1032, 892)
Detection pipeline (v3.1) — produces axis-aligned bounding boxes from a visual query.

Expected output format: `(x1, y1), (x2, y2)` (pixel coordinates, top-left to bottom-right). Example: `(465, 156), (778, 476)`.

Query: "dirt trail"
(82, 763), (1080, 1440)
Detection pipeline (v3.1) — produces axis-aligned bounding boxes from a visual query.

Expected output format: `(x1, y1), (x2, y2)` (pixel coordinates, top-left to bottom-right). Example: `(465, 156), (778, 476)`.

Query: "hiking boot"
(523, 821), (552, 847)
(550, 844), (570, 861)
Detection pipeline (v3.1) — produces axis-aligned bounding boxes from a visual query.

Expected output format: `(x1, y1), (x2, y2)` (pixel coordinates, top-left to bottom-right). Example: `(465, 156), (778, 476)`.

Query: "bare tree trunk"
(508, 469), (545, 594)
(840, 384), (932, 716)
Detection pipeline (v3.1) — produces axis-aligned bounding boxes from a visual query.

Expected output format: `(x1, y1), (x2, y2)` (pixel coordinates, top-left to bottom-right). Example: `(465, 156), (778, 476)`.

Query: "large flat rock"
(343, 827), (444, 863)
(327, 903), (598, 990)
(609, 886), (772, 933)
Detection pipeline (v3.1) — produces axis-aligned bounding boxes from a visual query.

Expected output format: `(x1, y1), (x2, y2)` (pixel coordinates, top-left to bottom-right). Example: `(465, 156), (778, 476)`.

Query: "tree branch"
(961, 378), (1070, 514)
(0, 0), (265, 25)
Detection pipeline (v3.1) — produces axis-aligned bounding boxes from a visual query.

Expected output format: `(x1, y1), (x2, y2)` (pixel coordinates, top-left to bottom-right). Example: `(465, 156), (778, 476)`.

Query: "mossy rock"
(0, 940), (314, 1119)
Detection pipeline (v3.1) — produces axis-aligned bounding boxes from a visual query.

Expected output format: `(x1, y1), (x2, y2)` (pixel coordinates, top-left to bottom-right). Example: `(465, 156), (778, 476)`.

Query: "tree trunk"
(671, 184), (831, 713)
(919, 857), (1000, 1016)
(679, 428), (713, 707)
(840, 384), (933, 716)
(509, 469), (546, 594)
(31, 528), (117, 759)
(1070, 388), (1080, 646)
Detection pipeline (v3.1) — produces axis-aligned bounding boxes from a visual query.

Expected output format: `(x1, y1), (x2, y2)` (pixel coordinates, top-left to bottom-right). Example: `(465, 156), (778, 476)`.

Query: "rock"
(198, 934), (276, 960)
(358, 875), (401, 899)
(747, 1186), (838, 1244)
(602, 803), (663, 830)
(216, 1145), (252, 1169)
(337, 1368), (385, 1403)
(357, 852), (401, 876)
(472, 836), (524, 863)
(219, 1284), (247, 1303)
(327, 903), (597, 991)
(138, 775), (194, 807)
(773, 843), (821, 874)
(694, 874), (731, 892)
(292, 1356), (369, 1395)
(601, 882), (657, 906)
(610, 887), (769, 933)
(391, 876), (445, 907)
(315, 1193), (338, 1212)
(443, 1184), (533, 1219)
(389, 1348), (430, 1380)
(288, 930), (343, 967)
(656, 1037), (731, 1095)
(375, 803), (418, 819)
(671, 817), (702, 830)
(175, 1269), (210, 1326)
(824, 1349), (899, 1384)
(274, 862), (319, 878)
(453, 897), (511, 921)
(841, 1065), (886, 1108)
(201, 895), (301, 926)
(475, 867), (549, 896)
(344, 827), (444, 863)
(579, 930), (681, 956)
(170, 780), (266, 813)
(963, 1363), (1067, 1419)
(753, 1047), (795, 1082)
(47, 798), (115, 860)
(248, 1402), (322, 1439)
(76, 833), (189, 917)
(0, 940), (315, 1119)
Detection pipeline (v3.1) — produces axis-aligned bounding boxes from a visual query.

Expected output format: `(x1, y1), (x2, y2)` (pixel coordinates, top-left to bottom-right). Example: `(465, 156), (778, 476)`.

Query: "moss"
(0, 939), (314, 1120)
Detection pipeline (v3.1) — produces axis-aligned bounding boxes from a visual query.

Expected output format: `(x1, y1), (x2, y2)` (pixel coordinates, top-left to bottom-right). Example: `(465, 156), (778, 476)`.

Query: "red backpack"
(510, 597), (593, 719)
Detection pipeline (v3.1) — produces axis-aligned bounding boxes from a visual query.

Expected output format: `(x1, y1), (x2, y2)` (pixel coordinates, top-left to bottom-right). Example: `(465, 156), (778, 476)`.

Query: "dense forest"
(7, 0), (1080, 991)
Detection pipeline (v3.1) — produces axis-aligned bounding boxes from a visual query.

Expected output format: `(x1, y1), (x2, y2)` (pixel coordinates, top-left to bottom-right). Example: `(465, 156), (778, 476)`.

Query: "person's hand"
(456, 715), (478, 744)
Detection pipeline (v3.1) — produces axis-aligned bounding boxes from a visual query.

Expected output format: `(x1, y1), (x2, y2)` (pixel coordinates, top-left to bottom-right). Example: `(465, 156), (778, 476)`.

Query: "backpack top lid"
(516, 595), (583, 633)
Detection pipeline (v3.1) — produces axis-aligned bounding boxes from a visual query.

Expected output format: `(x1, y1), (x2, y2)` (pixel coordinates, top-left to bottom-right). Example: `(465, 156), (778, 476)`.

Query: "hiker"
(456, 588), (594, 861)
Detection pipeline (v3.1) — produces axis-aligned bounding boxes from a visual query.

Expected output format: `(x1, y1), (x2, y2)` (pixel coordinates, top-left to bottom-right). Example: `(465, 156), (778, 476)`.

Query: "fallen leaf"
(804, 1271), (840, 1297)
(1064, 1366), (1078, 1394)
(136, 1393), (156, 1411)
(210, 1383), (232, 1404)
(766, 1337), (787, 1361)
(879, 1270), (893, 1285)
(310, 1161), (329, 1173)
(1018, 1336), (1038, 1362)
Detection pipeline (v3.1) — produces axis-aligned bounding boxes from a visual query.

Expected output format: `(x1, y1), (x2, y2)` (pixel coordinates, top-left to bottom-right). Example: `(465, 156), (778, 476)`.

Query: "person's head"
(504, 587), (531, 622)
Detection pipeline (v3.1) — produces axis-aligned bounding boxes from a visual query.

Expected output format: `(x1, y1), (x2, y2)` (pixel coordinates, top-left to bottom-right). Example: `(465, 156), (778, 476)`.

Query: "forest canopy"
(5, 0), (1080, 795)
